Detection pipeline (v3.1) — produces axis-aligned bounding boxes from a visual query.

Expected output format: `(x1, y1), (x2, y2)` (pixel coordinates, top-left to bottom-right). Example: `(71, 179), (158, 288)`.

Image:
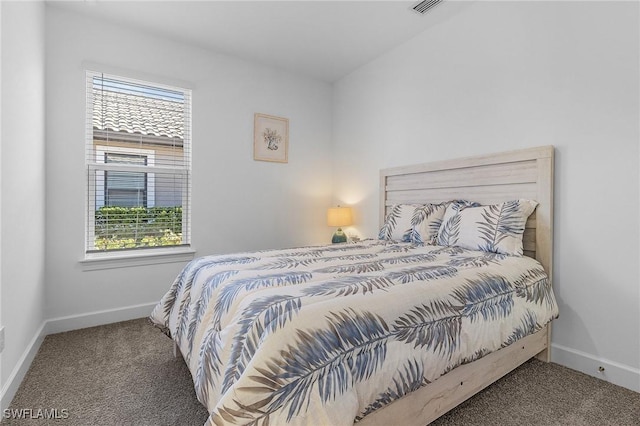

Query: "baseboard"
(552, 343), (640, 393)
(0, 322), (47, 413)
(45, 302), (157, 335)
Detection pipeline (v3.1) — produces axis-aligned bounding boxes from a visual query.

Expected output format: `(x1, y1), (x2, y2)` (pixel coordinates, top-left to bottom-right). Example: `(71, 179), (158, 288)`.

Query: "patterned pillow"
(378, 203), (448, 244)
(436, 199), (538, 256)
(413, 203), (448, 244)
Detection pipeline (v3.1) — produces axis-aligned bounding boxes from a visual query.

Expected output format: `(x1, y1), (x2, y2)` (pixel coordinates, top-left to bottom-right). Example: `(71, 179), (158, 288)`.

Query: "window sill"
(80, 247), (196, 271)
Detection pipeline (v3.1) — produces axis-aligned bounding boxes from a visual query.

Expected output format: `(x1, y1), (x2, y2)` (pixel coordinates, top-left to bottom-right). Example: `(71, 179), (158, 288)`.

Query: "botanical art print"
(254, 113), (289, 163)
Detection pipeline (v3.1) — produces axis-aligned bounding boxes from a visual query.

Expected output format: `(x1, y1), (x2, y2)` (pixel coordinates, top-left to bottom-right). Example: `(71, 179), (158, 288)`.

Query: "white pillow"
(436, 199), (538, 256)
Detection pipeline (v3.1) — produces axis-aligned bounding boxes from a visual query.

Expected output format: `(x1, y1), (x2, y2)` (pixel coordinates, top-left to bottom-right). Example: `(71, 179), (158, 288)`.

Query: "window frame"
(84, 71), (193, 265)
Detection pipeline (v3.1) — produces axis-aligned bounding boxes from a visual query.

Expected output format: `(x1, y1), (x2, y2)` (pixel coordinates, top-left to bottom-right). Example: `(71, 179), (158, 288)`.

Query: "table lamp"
(327, 206), (353, 243)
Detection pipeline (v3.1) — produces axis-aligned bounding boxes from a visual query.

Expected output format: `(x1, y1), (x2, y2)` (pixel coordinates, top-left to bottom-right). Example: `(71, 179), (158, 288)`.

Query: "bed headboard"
(379, 145), (554, 280)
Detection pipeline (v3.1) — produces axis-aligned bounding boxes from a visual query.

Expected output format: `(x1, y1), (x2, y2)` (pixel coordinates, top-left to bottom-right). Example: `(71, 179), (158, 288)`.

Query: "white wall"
(0, 0), (3, 394)
(45, 6), (333, 320)
(0, 0), (46, 405)
(333, 1), (639, 389)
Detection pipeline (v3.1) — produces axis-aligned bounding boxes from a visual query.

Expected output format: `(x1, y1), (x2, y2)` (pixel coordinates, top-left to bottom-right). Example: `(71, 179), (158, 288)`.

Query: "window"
(86, 72), (191, 253)
(104, 153), (148, 207)
(95, 146), (155, 209)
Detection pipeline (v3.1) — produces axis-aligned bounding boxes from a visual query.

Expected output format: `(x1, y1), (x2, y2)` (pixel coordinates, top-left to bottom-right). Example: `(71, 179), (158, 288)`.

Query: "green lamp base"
(332, 228), (347, 244)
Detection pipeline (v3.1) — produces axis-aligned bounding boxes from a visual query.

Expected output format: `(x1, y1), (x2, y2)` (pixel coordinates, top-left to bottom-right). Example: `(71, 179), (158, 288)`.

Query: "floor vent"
(412, 0), (443, 15)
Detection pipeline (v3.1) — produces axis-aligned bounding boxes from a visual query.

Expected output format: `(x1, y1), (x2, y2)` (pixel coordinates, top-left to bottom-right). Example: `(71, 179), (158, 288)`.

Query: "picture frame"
(254, 113), (289, 163)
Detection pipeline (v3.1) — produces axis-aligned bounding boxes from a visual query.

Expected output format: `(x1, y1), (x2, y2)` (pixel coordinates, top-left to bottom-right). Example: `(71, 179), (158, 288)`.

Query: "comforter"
(150, 240), (558, 425)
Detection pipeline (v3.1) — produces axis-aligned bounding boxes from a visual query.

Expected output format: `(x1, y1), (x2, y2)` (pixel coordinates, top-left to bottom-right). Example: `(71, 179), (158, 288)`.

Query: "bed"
(150, 145), (557, 425)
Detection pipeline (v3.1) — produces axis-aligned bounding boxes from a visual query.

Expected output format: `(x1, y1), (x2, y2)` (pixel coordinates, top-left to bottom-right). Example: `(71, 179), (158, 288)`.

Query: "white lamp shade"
(327, 207), (353, 227)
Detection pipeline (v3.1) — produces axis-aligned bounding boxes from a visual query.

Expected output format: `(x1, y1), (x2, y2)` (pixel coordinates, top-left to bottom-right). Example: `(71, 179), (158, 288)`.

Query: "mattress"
(150, 239), (559, 425)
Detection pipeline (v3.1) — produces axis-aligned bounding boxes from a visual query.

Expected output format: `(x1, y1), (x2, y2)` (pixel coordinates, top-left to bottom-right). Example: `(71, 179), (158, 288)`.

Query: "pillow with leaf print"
(436, 199), (538, 256)
(412, 203), (449, 244)
(378, 203), (448, 244)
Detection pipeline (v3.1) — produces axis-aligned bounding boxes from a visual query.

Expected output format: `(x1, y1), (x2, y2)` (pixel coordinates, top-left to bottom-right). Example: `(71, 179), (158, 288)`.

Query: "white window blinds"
(86, 72), (192, 252)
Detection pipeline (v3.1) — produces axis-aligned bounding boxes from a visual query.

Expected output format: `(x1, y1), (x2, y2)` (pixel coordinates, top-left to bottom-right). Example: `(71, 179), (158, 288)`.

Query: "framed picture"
(254, 113), (289, 163)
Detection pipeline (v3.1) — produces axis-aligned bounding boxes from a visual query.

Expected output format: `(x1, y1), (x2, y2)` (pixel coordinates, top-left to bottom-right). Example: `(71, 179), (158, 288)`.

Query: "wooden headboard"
(379, 145), (554, 279)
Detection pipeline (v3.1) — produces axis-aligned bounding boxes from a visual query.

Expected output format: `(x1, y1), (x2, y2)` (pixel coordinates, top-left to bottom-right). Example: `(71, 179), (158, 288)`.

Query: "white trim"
(45, 302), (158, 335)
(95, 145), (155, 156)
(182, 89), (192, 245)
(551, 343), (640, 392)
(83, 64), (194, 92)
(89, 163), (184, 174)
(85, 73), (95, 253)
(85, 70), (192, 254)
(0, 322), (46, 412)
(80, 246), (195, 271)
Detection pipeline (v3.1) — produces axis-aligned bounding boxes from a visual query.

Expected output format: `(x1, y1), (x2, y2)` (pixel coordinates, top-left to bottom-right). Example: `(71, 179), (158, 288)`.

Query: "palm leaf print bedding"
(150, 240), (558, 425)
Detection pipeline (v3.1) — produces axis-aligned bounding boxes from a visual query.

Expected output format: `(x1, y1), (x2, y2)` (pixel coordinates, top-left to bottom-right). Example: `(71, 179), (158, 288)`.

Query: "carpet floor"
(5, 318), (640, 425)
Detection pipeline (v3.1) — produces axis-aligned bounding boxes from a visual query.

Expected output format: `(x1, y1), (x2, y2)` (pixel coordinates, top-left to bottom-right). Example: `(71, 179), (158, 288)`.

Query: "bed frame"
(358, 145), (555, 425)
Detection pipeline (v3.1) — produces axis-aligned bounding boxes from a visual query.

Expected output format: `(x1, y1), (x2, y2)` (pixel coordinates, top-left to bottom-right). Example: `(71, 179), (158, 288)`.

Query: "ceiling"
(48, 1), (469, 82)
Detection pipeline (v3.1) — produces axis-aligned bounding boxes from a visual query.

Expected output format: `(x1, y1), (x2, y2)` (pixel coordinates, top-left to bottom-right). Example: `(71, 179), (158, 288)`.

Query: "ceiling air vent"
(411, 0), (443, 15)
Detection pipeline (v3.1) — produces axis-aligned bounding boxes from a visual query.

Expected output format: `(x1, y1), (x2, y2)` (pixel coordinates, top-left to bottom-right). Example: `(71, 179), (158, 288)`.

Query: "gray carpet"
(5, 318), (640, 425)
